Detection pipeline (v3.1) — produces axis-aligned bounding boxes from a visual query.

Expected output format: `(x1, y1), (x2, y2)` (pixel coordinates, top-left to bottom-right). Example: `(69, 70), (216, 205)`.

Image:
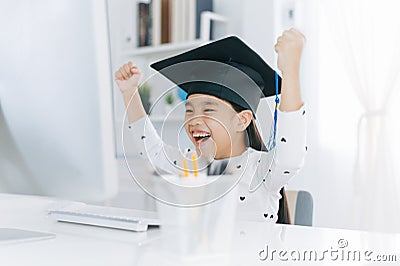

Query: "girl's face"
(184, 94), (247, 159)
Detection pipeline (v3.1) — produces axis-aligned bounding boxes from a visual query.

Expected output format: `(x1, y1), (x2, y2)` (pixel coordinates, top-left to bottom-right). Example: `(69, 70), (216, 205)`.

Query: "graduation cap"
(150, 36), (281, 115)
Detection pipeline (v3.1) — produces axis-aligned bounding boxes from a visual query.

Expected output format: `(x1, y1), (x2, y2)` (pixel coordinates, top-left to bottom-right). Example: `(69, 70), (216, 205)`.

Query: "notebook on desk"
(0, 228), (55, 244)
(48, 202), (160, 232)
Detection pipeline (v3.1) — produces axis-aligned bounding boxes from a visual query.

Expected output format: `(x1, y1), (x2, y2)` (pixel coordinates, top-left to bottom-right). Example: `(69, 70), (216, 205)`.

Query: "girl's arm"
(114, 61), (146, 123)
(115, 62), (186, 175)
(274, 29), (306, 112)
(259, 29), (307, 192)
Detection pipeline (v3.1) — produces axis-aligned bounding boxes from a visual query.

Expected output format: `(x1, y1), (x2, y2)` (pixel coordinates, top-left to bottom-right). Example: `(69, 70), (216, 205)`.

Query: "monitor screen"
(0, 0), (118, 202)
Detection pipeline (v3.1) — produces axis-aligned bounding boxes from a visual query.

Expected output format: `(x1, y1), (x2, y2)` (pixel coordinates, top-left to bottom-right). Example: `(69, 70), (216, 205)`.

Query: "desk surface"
(1, 193), (399, 266)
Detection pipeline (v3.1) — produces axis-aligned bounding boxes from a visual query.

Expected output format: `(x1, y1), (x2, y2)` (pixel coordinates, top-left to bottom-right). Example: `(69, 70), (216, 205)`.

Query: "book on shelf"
(137, 2), (152, 47)
(136, 0), (213, 48)
(161, 0), (171, 43)
(195, 0), (213, 39)
(171, 0), (196, 43)
(152, 0), (161, 46)
(187, 0), (196, 41)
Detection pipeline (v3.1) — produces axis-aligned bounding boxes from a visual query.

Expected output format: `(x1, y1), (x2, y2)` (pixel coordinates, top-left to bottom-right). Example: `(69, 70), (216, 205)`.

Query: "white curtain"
(323, 0), (400, 232)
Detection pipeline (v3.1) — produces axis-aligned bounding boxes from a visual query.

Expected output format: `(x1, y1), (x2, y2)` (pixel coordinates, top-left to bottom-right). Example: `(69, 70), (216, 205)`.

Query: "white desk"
(1, 193), (399, 266)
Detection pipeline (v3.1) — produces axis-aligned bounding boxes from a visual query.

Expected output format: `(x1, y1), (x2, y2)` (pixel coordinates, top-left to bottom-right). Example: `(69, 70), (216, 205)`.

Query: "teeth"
(193, 132), (210, 138)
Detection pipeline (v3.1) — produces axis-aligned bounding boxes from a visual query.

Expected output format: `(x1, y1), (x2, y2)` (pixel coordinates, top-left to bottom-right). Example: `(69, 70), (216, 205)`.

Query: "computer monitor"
(0, 1), (118, 202)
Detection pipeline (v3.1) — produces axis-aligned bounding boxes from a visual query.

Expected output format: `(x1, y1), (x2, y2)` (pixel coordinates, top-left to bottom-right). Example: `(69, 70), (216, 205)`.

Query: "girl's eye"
(185, 109), (193, 113)
(204, 109), (215, 112)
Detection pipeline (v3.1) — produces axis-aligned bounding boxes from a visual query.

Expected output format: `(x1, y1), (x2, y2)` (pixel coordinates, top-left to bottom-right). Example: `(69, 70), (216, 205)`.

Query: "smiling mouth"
(192, 131), (211, 145)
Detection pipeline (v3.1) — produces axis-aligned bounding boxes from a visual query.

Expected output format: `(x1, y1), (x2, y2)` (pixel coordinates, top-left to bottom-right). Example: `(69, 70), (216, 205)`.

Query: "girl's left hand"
(274, 29), (306, 78)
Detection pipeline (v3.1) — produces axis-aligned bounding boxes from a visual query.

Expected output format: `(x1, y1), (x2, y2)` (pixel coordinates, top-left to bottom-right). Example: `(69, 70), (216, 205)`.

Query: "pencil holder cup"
(154, 175), (239, 259)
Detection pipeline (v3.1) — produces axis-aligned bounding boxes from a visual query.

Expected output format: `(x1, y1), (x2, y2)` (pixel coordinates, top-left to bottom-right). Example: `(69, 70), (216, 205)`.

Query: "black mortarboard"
(150, 36), (281, 115)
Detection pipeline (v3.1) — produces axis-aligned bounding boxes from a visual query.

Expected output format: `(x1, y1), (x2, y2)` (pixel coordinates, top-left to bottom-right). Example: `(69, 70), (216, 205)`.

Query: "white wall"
(214, 0), (276, 64)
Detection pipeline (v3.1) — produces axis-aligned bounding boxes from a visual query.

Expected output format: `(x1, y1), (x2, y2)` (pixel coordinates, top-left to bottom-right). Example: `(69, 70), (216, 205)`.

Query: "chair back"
(286, 190), (313, 226)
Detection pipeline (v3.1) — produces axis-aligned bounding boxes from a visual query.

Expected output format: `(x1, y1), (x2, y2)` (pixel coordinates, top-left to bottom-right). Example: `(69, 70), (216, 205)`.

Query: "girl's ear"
(236, 110), (253, 132)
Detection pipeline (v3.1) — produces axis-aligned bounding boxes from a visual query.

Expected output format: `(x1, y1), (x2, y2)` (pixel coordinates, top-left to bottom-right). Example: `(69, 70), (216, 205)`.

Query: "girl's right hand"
(114, 61), (142, 95)
(274, 29), (305, 78)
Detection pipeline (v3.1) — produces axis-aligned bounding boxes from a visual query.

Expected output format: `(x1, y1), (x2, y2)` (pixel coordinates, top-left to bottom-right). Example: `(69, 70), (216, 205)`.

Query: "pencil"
(191, 154), (198, 177)
(182, 157), (189, 178)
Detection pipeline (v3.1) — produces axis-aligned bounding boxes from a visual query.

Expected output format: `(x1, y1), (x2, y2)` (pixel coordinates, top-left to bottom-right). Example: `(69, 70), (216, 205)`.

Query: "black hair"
(230, 102), (292, 225)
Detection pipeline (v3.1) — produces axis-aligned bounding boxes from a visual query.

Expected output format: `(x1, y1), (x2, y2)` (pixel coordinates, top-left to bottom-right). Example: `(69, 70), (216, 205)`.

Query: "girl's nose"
(188, 116), (203, 126)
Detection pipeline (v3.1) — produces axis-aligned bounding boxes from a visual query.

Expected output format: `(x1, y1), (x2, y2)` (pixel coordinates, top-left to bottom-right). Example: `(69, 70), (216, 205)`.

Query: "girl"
(115, 29), (307, 224)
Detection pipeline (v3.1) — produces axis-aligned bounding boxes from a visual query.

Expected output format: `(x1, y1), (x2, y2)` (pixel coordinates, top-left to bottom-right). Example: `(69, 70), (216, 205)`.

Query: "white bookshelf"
(107, 0), (229, 157)
(123, 39), (205, 57)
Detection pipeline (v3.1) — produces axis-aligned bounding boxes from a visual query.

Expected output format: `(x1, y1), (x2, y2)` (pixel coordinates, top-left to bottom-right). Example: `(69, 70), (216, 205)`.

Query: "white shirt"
(127, 105), (307, 223)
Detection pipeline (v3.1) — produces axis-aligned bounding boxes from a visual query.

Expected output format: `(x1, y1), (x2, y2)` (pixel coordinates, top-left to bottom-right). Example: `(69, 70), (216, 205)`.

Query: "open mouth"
(192, 130), (211, 145)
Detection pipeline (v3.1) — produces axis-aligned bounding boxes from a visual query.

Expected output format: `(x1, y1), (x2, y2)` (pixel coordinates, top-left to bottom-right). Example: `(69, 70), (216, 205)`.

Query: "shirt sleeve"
(262, 104), (307, 192)
(126, 116), (183, 175)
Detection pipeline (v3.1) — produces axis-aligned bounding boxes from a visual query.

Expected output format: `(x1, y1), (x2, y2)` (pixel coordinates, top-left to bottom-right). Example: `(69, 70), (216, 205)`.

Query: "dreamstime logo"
(258, 239), (398, 262)
(337, 238), (348, 248)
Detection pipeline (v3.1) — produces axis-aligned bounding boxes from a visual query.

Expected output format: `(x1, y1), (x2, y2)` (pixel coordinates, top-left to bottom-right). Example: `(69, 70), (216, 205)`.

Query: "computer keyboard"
(48, 202), (160, 232)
